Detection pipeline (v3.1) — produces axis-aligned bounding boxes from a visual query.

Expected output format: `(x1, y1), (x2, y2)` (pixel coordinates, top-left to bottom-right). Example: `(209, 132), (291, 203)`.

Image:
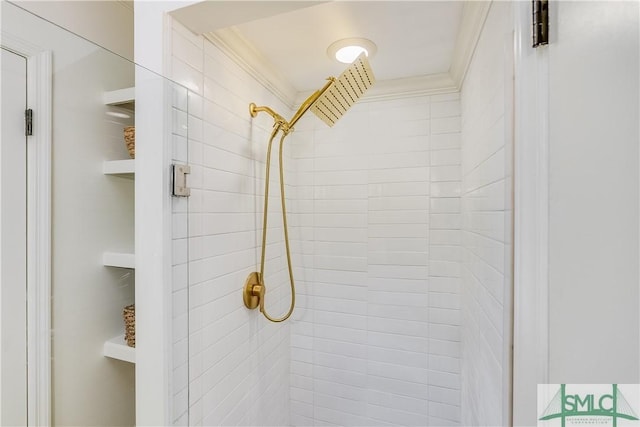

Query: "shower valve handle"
(242, 272), (263, 310)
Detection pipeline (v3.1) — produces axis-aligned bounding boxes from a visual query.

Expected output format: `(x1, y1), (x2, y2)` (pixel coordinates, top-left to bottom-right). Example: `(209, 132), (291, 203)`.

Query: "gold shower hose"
(243, 55), (375, 322)
(242, 113), (301, 322)
(243, 79), (336, 323)
(258, 122), (295, 322)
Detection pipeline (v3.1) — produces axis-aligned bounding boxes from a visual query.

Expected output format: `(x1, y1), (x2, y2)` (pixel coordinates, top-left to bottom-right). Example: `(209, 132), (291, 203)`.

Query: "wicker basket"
(123, 126), (135, 159)
(123, 304), (135, 348)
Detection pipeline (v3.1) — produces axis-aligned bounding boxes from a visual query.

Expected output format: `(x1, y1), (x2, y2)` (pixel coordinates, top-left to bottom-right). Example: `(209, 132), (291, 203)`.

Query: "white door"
(513, 1), (640, 424)
(0, 47), (28, 426)
(546, 1), (639, 383)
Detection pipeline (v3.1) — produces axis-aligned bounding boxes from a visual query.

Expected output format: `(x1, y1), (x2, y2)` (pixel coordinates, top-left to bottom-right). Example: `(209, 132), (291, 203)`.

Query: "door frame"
(512, 1), (551, 425)
(1, 32), (52, 426)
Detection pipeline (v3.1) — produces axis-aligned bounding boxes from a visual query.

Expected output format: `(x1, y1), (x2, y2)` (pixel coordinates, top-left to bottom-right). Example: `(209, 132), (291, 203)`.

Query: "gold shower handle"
(242, 272), (263, 310)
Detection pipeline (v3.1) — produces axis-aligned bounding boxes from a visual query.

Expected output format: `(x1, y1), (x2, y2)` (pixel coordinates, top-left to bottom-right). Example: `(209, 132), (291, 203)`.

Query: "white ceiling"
(172, 1), (465, 94)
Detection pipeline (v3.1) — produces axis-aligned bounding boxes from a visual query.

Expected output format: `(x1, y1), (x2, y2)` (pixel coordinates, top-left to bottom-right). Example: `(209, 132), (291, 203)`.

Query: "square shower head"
(310, 52), (376, 127)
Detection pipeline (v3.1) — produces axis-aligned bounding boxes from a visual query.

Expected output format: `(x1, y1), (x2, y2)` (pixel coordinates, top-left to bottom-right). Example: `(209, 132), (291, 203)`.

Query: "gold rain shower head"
(244, 53), (376, 323)
(310, 53), (375, 127)
(250, 52), (376, 132)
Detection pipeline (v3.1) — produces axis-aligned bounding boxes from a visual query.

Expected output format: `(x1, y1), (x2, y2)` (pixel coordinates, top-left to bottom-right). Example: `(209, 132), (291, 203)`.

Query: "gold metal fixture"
(242, 272), (261, 309)
(243, 53), (376, 322)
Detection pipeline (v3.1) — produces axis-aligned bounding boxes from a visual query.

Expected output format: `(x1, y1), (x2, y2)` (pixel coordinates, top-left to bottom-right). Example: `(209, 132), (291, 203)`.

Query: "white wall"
(0, 46), (28, 427)
(427, 93), (464, 425)
(13, 0), (134, 61)
(547, 0), (639, 383)
(288, 92), (463, 426)
(459, 1), (513, 425)
(1, 3), (136, 426)
(169, 19), (292, 426)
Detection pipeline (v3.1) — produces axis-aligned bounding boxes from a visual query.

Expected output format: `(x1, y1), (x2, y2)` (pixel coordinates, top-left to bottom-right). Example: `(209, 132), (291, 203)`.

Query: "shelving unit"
(103, 252), (135, 269)
(103, 335), (135, 363)
(103, 159), (135, 179)
(102, 87), (136, 392)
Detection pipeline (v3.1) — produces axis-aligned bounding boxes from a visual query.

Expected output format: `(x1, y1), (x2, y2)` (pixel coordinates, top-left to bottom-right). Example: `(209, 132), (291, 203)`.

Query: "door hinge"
(25, 109), (33, 136)
(172, 163), (191, 197)
(532, 0), (549, 47)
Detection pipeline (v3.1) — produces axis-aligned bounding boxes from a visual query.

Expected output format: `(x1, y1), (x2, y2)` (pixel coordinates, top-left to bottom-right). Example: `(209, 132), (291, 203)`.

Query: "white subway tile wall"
(459, 2), (513, 426)
(171, 20), (292, 426)
(163, 12), (521, 426)
(429, 93), (463, 427)
(289, 93), (462, 426)
(171, 39), (191, 426)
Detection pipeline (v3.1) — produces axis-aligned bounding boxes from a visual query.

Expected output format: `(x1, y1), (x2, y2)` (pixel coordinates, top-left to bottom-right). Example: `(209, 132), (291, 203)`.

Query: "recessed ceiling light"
(327, 38), (377, 64)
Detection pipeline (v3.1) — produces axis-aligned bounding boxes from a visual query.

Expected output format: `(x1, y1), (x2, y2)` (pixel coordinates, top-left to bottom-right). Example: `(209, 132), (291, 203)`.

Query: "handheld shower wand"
(243, 53), (375, 322)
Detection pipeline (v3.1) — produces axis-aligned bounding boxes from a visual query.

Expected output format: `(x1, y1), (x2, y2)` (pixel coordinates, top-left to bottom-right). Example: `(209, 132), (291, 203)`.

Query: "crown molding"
(205, 27), (460, 106)
(294, 72), (457, 106)
(449, 0), (492, 89)
(359, 73), (458, 102)
(204, 28), (298, 109)
(202, 0), (490, 107)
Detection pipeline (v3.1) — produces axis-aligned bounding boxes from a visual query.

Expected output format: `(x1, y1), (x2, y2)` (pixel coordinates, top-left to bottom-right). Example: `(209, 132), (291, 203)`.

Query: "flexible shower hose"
(257, 123), (296, 322)
(247, 56), (375, 322)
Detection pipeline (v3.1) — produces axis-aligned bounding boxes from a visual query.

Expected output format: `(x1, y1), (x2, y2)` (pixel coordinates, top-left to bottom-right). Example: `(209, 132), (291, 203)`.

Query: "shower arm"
(248, 104), (290, 134)
(248, 77), (336, 132)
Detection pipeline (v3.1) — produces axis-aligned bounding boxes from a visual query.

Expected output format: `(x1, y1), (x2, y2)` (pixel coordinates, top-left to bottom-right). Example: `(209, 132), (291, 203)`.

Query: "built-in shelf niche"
(102, 89), (136, 370)
(103, 159), (135, 179)
(104, 87), (135, 109)
(103, 252), (135, 269)
(103, 335), (135, 363)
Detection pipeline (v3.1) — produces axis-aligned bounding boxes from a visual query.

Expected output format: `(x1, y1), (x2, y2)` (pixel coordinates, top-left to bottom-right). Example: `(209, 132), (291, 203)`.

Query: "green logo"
(539, 384), (639, 427)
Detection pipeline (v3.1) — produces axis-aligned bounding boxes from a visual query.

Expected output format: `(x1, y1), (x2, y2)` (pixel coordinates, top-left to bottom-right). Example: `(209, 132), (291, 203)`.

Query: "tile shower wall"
(170, 20), (292, 426)
(288, 94), (462, 426)
(459, 2), (513, 426)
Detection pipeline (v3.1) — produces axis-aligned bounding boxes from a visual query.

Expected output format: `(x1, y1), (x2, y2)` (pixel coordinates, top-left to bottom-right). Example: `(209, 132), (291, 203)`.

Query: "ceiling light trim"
(449, 0), (492, 89)
(327, 38), (378, 64)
